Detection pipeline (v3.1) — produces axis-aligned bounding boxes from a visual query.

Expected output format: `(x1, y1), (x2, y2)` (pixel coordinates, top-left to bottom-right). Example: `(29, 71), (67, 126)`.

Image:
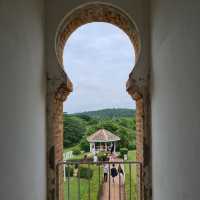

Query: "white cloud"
(63, 22), (136, 113)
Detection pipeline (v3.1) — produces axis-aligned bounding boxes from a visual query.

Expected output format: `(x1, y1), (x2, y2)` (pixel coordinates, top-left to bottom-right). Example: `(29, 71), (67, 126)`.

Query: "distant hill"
(69, 108), (135, 119)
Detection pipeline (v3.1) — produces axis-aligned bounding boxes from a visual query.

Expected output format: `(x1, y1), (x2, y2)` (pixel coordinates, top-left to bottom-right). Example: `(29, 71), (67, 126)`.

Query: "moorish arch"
(47, 2), (152, 200)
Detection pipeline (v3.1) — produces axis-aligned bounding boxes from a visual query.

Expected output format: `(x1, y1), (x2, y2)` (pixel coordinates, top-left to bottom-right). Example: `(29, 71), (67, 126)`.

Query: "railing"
(56, 160), (143, 200)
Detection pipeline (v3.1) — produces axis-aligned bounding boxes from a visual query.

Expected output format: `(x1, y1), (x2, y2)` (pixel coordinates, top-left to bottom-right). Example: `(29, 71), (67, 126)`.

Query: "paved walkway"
(100, 157), (125, 200)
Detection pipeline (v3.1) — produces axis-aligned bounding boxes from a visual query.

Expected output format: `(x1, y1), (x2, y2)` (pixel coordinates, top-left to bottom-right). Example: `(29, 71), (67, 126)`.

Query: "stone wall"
(136, 98), (144, 163)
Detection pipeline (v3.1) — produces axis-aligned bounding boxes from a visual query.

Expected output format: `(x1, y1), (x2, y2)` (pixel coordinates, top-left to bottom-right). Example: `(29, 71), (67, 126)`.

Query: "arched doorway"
(47, 2), (151, 200)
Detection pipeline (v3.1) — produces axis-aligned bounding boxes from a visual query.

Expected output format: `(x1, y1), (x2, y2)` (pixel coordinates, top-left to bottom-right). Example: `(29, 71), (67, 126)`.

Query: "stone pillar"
(47, 75), (72, 200)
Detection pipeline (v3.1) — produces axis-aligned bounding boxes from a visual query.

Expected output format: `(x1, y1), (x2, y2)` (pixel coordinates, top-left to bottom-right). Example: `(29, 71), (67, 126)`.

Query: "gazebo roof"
(87, 129), (120, 143)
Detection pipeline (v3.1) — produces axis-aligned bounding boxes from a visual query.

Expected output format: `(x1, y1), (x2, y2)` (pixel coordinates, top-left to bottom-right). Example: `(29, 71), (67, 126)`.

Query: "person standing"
(118, 164), (124, 185)
(92, 145), (96, 155)
(103, 163), (109, 182)
(110, 143), (114, 154)
(93, 153), (98, 163)
(111, 164), (118, 183)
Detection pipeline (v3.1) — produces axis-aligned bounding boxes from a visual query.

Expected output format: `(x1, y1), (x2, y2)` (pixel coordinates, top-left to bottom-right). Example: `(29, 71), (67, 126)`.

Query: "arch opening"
(62, 21), (139, 200)
(48, 2), (149, 200)
(63, 21), (135, 113)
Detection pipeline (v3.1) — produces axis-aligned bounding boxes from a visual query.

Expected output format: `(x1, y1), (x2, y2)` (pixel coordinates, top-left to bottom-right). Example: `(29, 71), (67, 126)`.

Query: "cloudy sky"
(63, 22), (135, 113)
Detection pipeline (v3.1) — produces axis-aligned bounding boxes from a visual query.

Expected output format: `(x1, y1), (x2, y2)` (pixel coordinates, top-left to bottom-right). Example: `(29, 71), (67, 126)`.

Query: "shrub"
(78, 166), (93, 179)
(128, 143), (136, 150)
(73, 148), (81, 155)
(120, 148), (128, 158)
(74, 163), (79, 169)
(80, 138), (90, 152)
(65, 166), (74, 177)
(97, 151), (108, 161)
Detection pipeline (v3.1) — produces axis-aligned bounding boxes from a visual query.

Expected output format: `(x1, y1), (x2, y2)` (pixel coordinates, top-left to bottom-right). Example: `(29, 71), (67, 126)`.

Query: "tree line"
(63, 108), (136, 151)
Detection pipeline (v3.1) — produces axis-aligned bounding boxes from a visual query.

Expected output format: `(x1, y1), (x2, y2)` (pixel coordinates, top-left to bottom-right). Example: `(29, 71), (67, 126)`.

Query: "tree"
(63, 115), (86, 148)
(115, 127), (129, 149)
(80, 137), (90, 152)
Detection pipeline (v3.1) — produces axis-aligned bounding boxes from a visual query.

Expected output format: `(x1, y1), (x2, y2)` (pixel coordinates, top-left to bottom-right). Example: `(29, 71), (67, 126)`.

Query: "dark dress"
(111, 167), (118, 178)
(118, 167), (124, 175)
(111, 144), (114, 154)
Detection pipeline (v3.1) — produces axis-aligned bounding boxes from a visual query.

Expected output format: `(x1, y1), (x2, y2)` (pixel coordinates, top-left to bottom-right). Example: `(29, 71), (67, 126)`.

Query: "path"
(100, 157), (125, 200)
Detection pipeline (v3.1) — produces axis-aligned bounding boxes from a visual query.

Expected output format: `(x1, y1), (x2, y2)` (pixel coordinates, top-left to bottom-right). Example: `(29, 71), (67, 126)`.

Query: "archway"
(47, 2), (151, 200)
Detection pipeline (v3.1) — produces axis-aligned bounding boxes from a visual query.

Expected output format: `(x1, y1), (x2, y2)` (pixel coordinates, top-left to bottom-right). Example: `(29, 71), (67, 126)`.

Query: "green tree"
(115, 127), (129, 149)
(80, 137), (90, 152)
(63, 115), (86, 148)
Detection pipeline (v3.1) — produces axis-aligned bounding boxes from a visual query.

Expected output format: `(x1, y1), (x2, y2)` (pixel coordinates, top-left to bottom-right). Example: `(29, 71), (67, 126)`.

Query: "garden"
(63, 109), (138, 199)
(63, 148), (137, 200)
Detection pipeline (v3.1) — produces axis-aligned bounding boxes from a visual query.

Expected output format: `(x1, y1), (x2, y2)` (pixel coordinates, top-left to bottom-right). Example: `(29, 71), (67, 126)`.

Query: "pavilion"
(87, 129), (120, 153)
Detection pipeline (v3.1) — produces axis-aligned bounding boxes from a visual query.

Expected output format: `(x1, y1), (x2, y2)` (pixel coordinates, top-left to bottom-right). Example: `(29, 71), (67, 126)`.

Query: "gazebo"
(87, 129), (120, 153)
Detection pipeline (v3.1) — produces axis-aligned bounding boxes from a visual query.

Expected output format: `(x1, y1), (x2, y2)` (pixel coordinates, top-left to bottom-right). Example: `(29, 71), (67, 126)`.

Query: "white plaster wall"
(151, 0), (200, 199)
(0, 0), (46, 200)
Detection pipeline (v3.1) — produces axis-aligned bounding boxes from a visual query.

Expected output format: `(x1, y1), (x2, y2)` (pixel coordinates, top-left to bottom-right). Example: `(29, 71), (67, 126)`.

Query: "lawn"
(124, 150), (138, 200)
(64, 164), (103, 200)
(64, 146), (95, 161)
(63, 148), (137, 200)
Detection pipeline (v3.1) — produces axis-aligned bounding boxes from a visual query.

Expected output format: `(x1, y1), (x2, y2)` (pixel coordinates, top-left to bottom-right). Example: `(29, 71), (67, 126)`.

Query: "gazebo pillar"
(114, 142), (116, 153)
(90, 143), (93, 152)
(105, 143), (108, 151)
(90, 142), (96, 153)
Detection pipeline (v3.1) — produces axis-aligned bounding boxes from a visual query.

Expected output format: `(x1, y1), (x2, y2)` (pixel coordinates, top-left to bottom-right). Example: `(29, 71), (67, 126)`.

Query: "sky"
(63, 22), (135, 114)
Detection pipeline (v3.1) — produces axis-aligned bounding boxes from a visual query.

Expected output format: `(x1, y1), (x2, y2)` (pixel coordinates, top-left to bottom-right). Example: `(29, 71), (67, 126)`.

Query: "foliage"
(125, 150), (137, 200)
(65, 166), (74, 177)
(128, 143), (136, 150)
(72, 148), (81, 155)
(115, 127), (129, 149)
(75, 114), (92, 122)
(64, 165), (103, 200)
(78, 166), (93, 179)
(63, 108), (136, 150)
(63, 115), (86, 148)
(120, 148), (128, 158)
(80, 137), (90, 152)
(97, 151), (108, 161)
(74, 108), (135, 119)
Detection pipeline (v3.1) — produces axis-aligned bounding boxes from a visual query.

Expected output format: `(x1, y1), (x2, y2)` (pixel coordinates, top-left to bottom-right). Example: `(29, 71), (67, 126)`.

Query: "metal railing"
(56, 160), (143, 200)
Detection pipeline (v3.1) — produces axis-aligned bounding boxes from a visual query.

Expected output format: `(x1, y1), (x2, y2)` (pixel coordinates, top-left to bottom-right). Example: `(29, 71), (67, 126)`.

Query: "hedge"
(97, 151), (108, 161)
(120, 148), (128, 158)
(65, 166), (74, 177)
(78, 166), (93, 179)
(73, 148), (81, 155)
(128, 143), (136, 150)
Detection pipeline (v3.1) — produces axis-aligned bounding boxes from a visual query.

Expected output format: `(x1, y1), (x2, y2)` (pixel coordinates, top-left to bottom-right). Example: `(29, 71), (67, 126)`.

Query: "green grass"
(64, 177), (88, 200)
(63, 148), (138, 199)
(127, 150), (136, 161)
(124, 150), (137, 200)
(64, 164), (103, 200)
(63, 145), (80, 153)
(64, 146), (92, 161)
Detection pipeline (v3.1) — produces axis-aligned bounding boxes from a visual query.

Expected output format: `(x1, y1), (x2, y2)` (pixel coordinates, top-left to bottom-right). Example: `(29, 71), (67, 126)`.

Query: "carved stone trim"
(55, 2), (141, 67)
(126, 77), (142, 100)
